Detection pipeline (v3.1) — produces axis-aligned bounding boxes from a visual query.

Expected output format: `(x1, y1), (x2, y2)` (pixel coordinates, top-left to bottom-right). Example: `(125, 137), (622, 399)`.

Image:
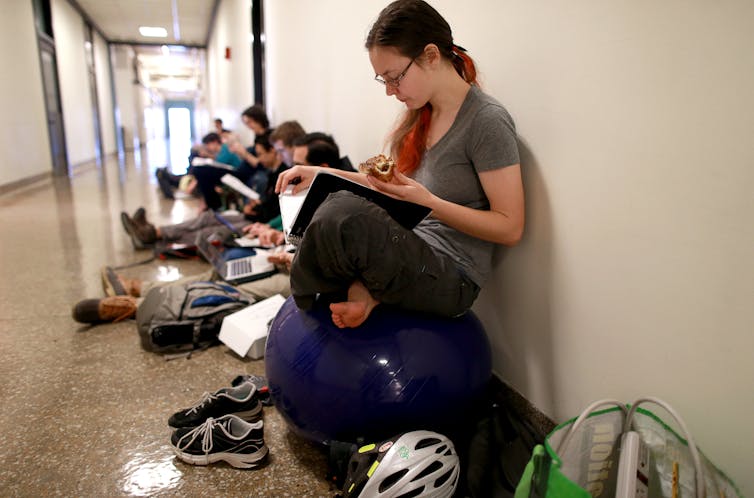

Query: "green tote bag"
(515, 398), (742, 498)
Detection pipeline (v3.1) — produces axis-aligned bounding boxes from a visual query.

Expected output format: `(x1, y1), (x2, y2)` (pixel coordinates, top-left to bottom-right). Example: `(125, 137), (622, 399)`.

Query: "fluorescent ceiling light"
(139, 26), (168, 37)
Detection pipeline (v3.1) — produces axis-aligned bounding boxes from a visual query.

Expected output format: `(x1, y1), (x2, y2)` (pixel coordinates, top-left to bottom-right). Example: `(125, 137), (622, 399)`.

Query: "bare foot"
(329, 280), (379, 328)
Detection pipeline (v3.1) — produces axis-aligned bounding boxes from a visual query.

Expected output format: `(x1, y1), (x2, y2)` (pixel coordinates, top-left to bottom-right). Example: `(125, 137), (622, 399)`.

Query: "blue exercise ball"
(265, 296), (492, 444)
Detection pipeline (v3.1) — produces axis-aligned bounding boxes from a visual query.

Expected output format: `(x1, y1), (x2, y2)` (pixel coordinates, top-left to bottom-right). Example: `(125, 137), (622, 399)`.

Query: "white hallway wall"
(206, 0), (255, 145)
(93, 30), (116, 157)
(111, 45), (139, 151)
(51, 0), (97, 166)
(264, 2), (403, 160)
(0, 1), (52, 186)
(255, 0), (753, 493)
(0, 0), (117, 187)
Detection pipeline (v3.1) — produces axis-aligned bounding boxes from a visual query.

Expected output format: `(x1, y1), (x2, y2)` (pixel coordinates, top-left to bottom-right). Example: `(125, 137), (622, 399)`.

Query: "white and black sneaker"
(168, 381), (262, 429)
(171, 415), (268, 468)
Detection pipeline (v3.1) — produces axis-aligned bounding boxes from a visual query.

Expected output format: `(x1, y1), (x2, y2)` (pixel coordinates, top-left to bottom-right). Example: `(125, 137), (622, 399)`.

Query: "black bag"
(136, 281), (252, 354)
(152, 241), (199, 260)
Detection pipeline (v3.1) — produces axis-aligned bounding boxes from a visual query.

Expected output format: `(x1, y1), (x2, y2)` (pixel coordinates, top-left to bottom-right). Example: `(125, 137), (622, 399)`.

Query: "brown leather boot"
(121, 210), (157, 247)
(72, 296), (138, 323)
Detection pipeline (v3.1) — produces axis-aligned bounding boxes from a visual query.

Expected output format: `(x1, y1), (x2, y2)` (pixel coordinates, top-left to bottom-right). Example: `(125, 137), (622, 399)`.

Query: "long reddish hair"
(366, 1), (479, 174)
(392, 47), (478, 174)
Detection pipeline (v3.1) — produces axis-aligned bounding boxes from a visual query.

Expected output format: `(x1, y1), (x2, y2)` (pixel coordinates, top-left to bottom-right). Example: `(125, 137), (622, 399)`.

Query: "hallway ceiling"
(134, 45), (204, 97)
(76, 0), (217, 46)
(75, 0), (218, 96)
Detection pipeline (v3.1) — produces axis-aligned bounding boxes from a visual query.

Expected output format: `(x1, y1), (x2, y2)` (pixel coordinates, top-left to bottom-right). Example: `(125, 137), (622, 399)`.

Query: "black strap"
(327, 440), (358, 490)
(111, 255), (155, 270)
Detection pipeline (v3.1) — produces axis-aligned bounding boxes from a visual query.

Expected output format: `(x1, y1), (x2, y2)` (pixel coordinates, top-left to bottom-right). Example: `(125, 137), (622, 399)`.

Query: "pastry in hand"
(358, 154), (396, 182)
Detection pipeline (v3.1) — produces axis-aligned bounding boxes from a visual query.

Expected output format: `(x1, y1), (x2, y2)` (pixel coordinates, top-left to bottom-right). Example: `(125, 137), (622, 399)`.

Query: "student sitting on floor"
(73, 131), (344, 324)
(121, 131), (291, 250)
(248, 120), (306, 203)
(244, 130), (353, 237)
(71, 229), (293, 325)
(155, 131), (230, 201)
(194, 105), (274, 209)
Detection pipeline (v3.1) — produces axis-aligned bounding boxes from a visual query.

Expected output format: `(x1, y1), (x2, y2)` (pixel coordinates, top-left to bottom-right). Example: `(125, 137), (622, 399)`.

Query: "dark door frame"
(251, 0), (265, 105)
(84, 23), (104, 163)
(36, 35), (69, 176)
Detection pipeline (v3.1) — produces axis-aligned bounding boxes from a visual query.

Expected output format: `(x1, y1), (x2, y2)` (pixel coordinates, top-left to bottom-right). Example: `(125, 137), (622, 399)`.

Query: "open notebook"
(279, 170), (431, 245)
(195, 232), (278, 285)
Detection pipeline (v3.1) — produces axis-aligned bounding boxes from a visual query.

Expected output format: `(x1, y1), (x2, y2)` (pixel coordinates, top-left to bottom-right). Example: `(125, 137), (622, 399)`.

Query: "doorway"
(164, 100), (195, 174)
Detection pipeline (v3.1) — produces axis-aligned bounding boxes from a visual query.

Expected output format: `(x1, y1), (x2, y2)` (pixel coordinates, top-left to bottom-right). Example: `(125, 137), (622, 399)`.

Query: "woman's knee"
(310, 192), (389, 242)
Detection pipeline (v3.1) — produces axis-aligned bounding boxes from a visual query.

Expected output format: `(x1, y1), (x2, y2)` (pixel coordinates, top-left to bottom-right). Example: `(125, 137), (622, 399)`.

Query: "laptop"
(279, 170), (431, 245)
(195, 232), (278, 285)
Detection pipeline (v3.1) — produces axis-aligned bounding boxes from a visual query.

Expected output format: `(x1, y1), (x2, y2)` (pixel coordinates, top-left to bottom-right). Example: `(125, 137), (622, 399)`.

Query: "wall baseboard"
(0, 172), (52, 196)
(490, 374), (556, 438)
(70, 160), (100, 176)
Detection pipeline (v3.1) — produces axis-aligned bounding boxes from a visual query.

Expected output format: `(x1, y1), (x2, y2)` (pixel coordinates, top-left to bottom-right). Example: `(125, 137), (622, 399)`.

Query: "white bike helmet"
(342, 430), (460, 498)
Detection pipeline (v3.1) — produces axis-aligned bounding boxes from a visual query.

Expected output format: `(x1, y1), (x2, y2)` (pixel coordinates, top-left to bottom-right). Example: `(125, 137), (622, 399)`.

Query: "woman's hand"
(366, 170), (437, 208)
(275, 165), (324, 194)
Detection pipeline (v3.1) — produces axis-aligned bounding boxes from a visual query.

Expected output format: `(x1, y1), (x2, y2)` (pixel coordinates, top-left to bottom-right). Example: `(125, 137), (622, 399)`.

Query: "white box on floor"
(218, 294), (286, 359)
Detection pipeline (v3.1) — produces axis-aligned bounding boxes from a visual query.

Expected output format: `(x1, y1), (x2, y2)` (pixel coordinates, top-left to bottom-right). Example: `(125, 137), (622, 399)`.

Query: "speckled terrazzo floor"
(0, 144), (336, 497)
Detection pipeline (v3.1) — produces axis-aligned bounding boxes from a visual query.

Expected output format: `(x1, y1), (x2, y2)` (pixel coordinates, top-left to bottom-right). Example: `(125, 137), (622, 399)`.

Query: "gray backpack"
(136, 281), (253, 354)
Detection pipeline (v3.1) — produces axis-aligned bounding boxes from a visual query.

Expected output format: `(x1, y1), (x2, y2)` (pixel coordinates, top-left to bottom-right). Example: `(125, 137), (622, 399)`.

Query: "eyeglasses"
(374, 59), (415, 87)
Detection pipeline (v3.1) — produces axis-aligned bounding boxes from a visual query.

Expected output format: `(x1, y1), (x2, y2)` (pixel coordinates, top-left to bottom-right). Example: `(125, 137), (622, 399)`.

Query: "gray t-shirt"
(412, 85), (519, 286)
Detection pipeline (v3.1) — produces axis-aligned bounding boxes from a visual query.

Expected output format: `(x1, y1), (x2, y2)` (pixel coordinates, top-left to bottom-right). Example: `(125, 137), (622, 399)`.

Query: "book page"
(191, 157), (235, 171)
(221, 174), (260, 200)
(279, 186), (309, 243)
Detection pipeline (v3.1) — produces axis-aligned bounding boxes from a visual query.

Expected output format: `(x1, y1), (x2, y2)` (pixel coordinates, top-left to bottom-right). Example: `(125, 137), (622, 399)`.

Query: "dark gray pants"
(159, 211), (247, 246)
(290, 191), (479, 316)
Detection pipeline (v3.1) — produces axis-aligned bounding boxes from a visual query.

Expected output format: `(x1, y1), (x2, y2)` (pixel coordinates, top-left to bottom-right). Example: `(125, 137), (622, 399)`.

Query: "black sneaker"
(168, 381), (262, 429)
(231, 374), (273, 406)
(155, 170), (176, 199)
(132, 207), (147, 225)
(121, 212), (142, 249)
(171, 415), (268, 469)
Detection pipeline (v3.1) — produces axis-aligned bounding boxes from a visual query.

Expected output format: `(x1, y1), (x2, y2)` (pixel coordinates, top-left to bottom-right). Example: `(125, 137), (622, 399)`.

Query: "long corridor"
(0, 146), (334, 497)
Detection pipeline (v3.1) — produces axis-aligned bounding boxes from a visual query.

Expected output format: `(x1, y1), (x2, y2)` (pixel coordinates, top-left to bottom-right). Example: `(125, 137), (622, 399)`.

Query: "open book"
(279, 170), (431, 245)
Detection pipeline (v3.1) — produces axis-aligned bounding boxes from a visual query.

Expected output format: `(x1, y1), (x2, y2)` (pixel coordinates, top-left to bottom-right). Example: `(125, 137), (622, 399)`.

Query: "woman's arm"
(371, 165), (525, 246)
